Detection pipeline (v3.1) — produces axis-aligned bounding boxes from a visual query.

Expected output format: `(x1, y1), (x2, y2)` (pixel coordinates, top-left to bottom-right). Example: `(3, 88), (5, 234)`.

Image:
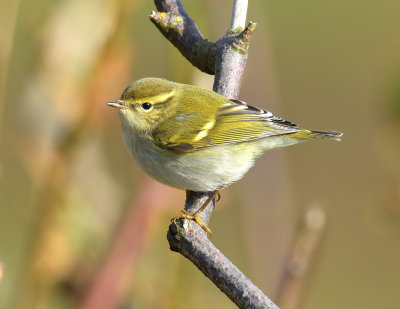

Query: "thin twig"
(153, 0), (279, 308)
(230, 0), (248, 31)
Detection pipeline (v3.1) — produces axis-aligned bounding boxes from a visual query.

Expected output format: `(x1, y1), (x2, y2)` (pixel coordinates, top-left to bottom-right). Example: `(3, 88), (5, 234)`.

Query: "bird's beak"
(107, 100), (128, 109)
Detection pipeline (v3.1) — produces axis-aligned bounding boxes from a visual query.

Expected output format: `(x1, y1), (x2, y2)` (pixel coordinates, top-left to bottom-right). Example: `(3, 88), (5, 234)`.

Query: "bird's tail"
(287, 130), (343, 141)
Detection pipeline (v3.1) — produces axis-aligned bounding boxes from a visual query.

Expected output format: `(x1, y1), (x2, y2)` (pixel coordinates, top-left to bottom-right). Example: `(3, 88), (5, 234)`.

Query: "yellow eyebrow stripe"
(140, 90), (176, 104)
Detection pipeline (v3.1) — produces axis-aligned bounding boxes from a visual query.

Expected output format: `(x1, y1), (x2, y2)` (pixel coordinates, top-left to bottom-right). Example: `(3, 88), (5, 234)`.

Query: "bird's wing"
(152, 99), (301, 153)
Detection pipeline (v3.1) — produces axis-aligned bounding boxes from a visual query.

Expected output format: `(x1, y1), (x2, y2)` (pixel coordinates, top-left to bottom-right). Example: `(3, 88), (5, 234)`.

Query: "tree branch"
(149, 3), (215, 74)
(213, 21), (256, 99)
(153, 0), (279, 308)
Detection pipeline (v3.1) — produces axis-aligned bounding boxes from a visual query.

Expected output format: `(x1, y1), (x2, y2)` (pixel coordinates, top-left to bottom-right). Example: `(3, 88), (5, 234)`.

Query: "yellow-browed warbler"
(108, 78), (342, 236)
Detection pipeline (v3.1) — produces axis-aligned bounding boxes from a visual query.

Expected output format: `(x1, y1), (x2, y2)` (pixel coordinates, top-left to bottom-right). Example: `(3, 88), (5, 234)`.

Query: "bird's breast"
(123, 131), (258, 191)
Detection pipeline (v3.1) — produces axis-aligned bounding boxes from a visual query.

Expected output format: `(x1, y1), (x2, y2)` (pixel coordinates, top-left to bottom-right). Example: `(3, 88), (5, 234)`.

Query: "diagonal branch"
(167, 194), (278, 309)
(149, 4), (215, 74)
(153, 0), (279, 308)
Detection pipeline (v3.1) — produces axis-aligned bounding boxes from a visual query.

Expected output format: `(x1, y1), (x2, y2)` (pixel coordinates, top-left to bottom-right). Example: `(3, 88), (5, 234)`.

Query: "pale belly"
(130, 138), (256, 192)
(123, 132), (300, 192)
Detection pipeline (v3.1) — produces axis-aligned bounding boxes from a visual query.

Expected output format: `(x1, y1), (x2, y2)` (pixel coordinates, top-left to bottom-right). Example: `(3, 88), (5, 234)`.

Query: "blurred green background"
(1, 0), (400, 308)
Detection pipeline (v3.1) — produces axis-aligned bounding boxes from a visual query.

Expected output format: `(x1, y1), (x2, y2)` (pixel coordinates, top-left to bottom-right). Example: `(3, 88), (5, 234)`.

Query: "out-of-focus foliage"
(0, 0), (399, 309)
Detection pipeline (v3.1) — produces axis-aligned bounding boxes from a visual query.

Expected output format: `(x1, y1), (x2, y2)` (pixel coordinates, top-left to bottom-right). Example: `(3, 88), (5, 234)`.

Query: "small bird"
(108, 77), (342, 236)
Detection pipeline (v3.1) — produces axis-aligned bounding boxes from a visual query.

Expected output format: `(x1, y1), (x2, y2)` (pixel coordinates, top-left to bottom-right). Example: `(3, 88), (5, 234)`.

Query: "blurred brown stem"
(277, 206), (327, 309)
(154, 0), (278, 308)
(79, 178), (173, 309)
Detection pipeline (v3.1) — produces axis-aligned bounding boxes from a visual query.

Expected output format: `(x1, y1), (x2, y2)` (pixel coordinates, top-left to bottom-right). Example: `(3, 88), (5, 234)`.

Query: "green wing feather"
(152, 112), (213, 152)
(209, 99), (300, 144)
(152, 99), (304, 153)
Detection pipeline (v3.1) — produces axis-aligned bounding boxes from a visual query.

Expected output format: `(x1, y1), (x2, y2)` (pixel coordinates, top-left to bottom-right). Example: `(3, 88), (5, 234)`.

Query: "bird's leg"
(171, 190), (219, 239)
(196, 190), (219, 213)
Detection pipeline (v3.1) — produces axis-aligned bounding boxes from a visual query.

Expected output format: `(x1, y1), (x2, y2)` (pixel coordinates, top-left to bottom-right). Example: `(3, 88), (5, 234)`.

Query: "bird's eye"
(141, 102), (152, 111)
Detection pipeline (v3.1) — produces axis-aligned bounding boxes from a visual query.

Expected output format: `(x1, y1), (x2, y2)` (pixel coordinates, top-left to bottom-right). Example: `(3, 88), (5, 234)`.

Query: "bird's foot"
(171, 209), (212, 239)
